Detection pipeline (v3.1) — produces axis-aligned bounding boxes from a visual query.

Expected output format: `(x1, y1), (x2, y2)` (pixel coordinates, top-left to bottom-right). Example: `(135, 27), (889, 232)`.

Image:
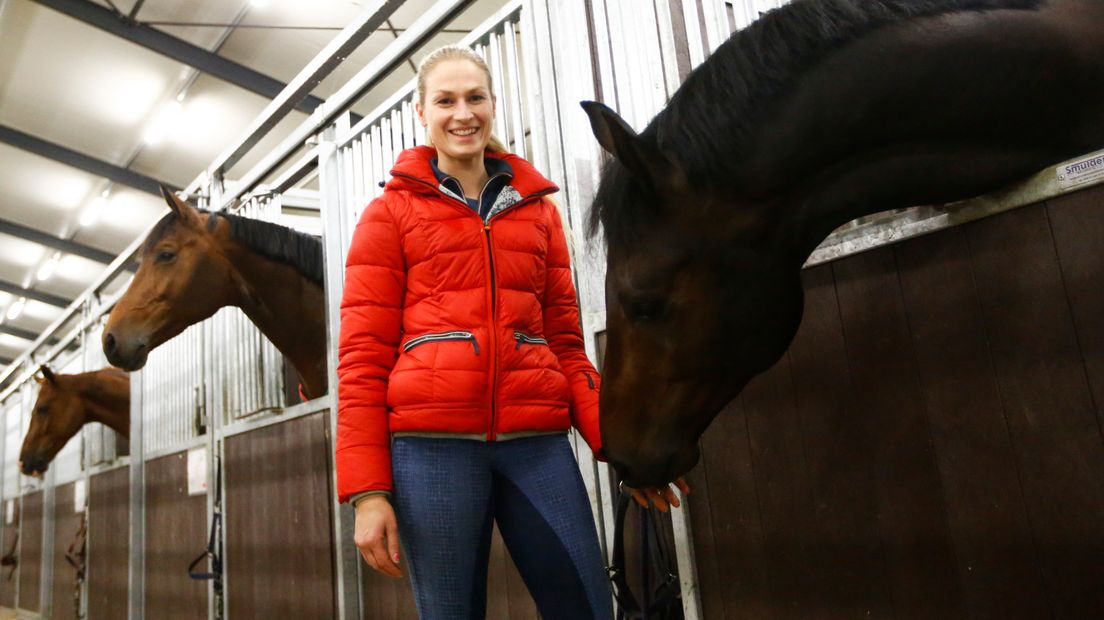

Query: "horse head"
(583, 102), (806, 487)
(103, 188), (236, 370)
(19, 366), (85, 476)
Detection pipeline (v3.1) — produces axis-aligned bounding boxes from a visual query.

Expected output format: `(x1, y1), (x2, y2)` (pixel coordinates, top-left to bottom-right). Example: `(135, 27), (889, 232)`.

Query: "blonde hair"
(416, 45), (507, 153)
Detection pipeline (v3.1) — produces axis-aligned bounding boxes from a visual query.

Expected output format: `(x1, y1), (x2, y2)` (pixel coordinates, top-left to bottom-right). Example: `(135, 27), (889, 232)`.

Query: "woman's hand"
(626, 478), (691, 512)
(354, 495), (403, 577)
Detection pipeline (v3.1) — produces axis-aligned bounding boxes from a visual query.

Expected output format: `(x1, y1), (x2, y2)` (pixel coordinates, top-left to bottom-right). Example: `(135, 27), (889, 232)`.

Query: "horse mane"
(589, 0), (1043, 242)
(143, 210), (324, 285)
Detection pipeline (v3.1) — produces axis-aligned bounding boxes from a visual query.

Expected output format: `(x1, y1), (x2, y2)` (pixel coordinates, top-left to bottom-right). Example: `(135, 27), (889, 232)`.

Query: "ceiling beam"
(0, 324), (43, 344)
(0, 124), (173, 196)
(0, 217), (116, 264)
(30, 0), (325, 114)
(0, 279), (71, 309)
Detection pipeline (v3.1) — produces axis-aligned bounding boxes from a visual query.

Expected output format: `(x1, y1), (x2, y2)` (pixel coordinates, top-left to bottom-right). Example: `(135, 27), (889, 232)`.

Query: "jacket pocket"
(513, 331), (549, 350)
(403, 330), (480, 355)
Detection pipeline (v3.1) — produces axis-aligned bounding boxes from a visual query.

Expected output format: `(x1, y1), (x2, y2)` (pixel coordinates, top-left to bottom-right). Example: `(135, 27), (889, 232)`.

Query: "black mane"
(143, 210), (324, 285)
(590, 0), (1043, 241)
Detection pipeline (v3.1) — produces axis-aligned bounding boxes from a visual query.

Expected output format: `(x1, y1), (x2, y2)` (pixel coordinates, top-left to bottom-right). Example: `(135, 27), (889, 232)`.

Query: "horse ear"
(39, 365), (56, 384)
(160, 186), (199, 225)
(580, 101), (681, 191)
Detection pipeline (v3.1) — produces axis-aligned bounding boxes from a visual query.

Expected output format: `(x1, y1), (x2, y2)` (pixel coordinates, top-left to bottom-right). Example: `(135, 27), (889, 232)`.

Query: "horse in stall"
(582, 0), (1104, 486)
(19, 366), (129, 476)
(101, 189), (328, 399)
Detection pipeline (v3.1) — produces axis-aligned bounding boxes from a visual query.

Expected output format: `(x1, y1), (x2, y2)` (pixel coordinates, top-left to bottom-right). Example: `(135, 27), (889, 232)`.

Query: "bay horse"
(102, 189), (328, 399)
(583, 0), (1104, 486)
(19, 366), (129, 476)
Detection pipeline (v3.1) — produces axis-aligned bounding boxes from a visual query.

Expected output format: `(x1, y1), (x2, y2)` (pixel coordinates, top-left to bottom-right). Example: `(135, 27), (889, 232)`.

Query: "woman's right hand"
(354, 495), (403, 577)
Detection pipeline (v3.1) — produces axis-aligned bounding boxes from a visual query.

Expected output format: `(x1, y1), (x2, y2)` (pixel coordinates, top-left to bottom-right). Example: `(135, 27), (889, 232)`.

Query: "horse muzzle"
(103, 331), (150, 371)
(605, 443), (700, 489)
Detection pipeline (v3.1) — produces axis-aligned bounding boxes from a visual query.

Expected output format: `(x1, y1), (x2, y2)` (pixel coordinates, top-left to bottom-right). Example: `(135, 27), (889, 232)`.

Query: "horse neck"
(223, 242), (328, 399)
(73, 371), (130, 438)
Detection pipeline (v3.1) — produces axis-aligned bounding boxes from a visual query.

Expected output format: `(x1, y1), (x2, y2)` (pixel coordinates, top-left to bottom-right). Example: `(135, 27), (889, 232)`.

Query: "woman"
(337, 45), (685, 619)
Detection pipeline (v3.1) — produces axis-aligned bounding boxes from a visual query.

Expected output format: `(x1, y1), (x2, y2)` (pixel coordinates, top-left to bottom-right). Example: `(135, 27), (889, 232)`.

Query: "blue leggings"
(392, 434), (613, 620)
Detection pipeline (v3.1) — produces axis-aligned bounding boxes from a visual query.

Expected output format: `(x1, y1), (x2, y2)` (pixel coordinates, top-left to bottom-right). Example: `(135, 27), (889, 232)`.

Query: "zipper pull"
(471, 337), (481, 356)
(585, 372), (596, 390)
(515, 332), (523, 350)
(484, 224), (491, 232)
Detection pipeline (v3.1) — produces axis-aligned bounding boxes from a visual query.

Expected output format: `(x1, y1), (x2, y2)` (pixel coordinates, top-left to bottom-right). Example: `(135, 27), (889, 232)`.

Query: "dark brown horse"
(102, 189), (328, 399)
(19, 366), (129, 476)
(583, 0), (1104, 486)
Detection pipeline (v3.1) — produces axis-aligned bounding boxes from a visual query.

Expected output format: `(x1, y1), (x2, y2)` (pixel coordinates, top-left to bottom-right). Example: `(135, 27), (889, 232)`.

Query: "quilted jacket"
(336, 146), (602, 501)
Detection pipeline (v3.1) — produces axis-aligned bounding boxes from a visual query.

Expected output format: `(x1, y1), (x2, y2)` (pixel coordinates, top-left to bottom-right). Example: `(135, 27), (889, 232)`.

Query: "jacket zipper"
(513, 331), (549, 349)
(402, 330), (480, 355)
(485, 223), (499, 440)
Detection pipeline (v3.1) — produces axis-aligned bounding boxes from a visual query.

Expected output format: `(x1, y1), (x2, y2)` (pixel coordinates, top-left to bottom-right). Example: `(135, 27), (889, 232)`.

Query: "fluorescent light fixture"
(36, 253), (61, 282)
(143, 100), (184, 145)
(6, 297), (26, 321)
(80, 193), (109, 227)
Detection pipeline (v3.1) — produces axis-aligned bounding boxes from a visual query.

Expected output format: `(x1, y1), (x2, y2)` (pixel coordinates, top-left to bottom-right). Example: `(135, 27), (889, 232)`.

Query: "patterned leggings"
(392, 434), (613, 620)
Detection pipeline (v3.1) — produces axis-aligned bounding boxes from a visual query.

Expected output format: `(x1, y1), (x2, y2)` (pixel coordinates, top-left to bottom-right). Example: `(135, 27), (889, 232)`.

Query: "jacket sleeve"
(541, 199), (605, 460)
(336, 194), (407, 502)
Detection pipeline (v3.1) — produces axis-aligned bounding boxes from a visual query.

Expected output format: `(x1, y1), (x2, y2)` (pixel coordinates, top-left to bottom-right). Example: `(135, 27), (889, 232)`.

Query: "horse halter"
(607, 489), (683, 619)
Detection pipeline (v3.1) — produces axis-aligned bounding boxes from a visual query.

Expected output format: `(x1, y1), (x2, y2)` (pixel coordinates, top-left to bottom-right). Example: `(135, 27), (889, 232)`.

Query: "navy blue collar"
(431, 157), (514, 218)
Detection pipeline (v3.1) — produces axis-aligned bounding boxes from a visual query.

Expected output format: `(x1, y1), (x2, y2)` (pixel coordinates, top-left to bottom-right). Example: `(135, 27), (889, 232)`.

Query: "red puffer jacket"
(336, 146), (602, 501)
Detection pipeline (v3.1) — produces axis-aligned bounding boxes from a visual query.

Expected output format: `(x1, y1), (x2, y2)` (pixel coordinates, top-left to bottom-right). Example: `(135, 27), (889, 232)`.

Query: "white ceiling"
(0, 0), (505, 371)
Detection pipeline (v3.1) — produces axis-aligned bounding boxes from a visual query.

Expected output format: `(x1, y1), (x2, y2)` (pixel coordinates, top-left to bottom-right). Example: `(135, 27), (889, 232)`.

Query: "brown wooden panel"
(88, 467), (129, 620)
(832, 246), (963, 618)
(740, 344), (816, 618)
(51, 482), (82, 620)
(784, 264), (893, 617)
(691, 399), (769, 618)
(145, 452), (206, 620)
(18, 491), (42, 612)
(0, 499), (17, 607)
(966, 203), (1104, 616)
(896, 226), (1048, 617)
(360, 553), (418, 619)
(1047, 187), (1104, 428)
(224, 413), (334, 619)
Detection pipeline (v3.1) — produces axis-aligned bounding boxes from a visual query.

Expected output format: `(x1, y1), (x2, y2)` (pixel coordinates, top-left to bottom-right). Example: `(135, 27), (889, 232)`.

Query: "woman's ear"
(415, 101), (425, 127)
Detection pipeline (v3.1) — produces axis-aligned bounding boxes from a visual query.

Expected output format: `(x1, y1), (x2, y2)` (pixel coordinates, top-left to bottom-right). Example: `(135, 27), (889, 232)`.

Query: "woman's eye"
(437, 98), (452, 105)
(624, 297), (668, 323)
(155, 250), (177, 264)
(470, 95), (485, 103)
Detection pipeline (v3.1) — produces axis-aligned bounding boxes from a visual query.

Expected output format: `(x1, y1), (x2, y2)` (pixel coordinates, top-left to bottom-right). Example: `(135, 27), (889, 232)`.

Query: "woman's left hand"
(626, 477), (691, 512)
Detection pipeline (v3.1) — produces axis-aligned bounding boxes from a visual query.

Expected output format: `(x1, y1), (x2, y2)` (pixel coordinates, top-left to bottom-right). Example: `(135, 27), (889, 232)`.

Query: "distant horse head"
(103, 188), (328, 398)
(103, 188), (238, 371)
(19, 366), (129, 476)
(20, 366), (83, 476)
(584, 0), (1104, 486)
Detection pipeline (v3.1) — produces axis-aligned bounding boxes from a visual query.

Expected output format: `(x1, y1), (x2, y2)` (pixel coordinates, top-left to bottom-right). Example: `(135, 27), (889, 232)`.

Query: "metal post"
(205, 174), (226, 620)
(128, 368), (145, 620)
(319, 114), (363, 620)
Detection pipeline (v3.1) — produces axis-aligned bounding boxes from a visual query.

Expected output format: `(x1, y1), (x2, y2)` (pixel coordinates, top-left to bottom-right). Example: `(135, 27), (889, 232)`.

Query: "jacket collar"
(387, 146), (558, 201)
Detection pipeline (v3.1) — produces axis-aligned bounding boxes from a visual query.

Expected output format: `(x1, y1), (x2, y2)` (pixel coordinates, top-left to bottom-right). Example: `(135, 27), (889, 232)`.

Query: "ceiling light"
(143, 100), (184, 145)
(80, 194), (109, 227)
(252, 0), (271, 7)
(36, 253), (61, 282)
(6, 298), (26, 321)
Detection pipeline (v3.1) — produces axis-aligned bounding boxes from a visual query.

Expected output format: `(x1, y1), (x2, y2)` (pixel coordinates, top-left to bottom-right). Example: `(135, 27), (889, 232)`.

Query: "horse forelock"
(140, 212), (179, 256)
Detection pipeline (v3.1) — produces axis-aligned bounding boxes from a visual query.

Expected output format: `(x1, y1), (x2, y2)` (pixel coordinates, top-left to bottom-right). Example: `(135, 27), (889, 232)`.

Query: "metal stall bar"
(185, 0), (408, 193)
(128, 366), (144, 620)
(191, 0), (476, 211)
(318, 115), (361, 620)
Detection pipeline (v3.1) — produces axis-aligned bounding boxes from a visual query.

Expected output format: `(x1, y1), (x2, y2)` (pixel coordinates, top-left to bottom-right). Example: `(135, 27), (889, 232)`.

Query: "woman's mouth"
(449, 127), (479, 138)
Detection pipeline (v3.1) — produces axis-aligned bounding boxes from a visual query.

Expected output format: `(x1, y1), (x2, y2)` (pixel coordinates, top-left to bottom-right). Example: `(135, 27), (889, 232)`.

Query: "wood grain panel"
(145, 452), (206, 619)
(88, 467), (129, 620)
(224, 413), (334, 619)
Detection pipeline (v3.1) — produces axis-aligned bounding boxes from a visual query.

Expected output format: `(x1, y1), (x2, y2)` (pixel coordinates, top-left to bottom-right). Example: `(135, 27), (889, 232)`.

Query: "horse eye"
(155, 250), (177, 264)
(624, 297), (669, 323)
(36, 407), (47, 416)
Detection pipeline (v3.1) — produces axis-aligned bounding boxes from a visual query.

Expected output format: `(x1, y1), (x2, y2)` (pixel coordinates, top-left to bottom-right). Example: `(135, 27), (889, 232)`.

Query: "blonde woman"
(336, 45), (682, 619)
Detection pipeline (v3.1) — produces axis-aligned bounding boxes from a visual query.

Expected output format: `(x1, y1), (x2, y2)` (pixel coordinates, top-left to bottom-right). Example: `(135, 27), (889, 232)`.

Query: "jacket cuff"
(349, 490), (392, 507)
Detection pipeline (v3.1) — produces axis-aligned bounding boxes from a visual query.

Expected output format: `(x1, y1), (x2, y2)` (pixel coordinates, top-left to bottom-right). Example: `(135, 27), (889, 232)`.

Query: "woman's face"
(417, 59), (495, 164)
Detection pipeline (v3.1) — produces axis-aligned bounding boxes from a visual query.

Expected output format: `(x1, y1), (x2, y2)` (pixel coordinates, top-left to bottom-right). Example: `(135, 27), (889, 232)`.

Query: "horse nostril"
(104, 332), (116, 356)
